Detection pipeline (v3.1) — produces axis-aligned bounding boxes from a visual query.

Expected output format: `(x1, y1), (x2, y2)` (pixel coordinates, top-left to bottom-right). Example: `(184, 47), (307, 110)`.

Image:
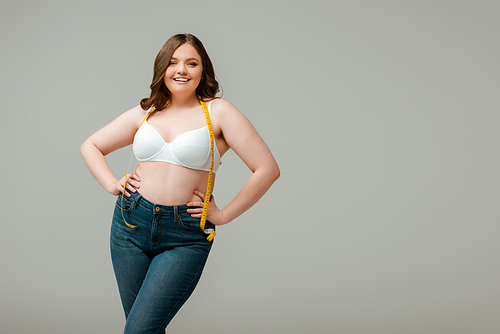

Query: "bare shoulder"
(210, 98), (247, 120)
(95, 104), (151, 138)
(125, 104), (151, 119)
(114, 104), (152, 127)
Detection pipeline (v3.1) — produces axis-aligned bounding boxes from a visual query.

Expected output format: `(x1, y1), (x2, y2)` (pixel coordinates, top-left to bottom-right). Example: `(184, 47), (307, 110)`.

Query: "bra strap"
(141, 106), (156, 126)
(199, 99), (216, 242)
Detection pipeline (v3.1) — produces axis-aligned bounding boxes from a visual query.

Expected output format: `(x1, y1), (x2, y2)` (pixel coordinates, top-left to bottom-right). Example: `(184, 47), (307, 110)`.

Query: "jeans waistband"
(125, 190), (190, 216)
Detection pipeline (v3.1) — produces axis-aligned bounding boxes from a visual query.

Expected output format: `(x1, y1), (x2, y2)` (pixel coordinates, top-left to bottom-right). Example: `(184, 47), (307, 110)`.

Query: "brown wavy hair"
(140, 34), (220, 111)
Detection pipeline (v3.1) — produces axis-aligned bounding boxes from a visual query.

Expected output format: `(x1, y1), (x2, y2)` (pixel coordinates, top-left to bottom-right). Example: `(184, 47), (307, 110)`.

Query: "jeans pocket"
(178, 214), (200, 231)
(179, 214), (215, 235)
(115, 194), (132, 212)
(178, 215), (215, 250)
(114, 196), (138, 229)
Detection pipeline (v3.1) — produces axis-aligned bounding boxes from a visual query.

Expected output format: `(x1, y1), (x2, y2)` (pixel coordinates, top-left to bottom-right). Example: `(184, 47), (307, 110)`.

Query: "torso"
(134, 162), (213, 205)
(133, 99), (229, 205)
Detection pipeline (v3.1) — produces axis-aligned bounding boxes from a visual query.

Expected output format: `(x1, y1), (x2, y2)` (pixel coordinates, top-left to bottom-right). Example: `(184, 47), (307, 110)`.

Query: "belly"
(134, 162), (215, 205)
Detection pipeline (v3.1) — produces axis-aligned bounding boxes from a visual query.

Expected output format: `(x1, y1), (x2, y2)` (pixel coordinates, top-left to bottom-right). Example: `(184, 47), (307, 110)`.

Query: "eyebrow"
(170, 57), (200, 61)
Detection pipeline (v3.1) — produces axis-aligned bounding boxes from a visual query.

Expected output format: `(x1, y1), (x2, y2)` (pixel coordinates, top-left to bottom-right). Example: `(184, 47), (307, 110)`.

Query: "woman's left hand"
(187, 189), (225, 226)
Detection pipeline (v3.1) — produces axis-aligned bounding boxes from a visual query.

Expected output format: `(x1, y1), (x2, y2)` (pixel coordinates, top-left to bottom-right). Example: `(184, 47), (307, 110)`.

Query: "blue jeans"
(110, 190), (214, 334)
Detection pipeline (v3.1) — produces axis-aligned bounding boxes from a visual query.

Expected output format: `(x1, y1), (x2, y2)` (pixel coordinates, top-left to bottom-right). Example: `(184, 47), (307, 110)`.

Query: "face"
(164, 43), (203, 97)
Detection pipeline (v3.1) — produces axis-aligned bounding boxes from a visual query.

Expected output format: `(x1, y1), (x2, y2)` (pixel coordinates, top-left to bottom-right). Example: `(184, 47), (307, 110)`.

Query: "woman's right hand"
(109, 173), (141, 197)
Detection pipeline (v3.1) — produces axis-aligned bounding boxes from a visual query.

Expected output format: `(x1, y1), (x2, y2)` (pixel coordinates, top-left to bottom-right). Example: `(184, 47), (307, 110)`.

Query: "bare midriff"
(134, 161), (215, 205)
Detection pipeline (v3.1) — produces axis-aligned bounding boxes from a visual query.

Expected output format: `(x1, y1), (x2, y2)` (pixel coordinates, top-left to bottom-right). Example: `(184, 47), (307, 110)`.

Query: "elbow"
(80, 140), (88, 158)
(253, 161), (280, 183)
(269, 163), (280, 182)
(80, 138), (98, 160)
(80, 139), (92, 158)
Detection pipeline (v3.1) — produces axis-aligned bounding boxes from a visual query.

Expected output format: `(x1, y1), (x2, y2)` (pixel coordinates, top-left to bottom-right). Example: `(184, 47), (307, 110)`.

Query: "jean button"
(155, 207), (160, 211)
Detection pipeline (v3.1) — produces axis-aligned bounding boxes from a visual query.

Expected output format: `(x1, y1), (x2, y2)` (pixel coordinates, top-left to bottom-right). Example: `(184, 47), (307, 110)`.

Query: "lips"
(173, 77), (190, 82)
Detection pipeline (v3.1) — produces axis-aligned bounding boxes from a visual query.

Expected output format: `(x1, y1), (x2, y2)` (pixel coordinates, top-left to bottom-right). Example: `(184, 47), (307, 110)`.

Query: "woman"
(80, 33), (280, 333)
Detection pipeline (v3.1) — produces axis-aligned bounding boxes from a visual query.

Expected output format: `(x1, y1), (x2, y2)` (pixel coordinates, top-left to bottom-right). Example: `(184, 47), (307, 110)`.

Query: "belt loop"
(132, 193), (141, 209)
(174, 206), (178, 222)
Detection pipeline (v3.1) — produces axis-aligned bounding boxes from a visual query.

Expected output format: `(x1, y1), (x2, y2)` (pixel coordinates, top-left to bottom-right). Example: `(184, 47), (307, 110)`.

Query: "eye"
(188, 62), (198, 66)
(169, 61), (176, 65)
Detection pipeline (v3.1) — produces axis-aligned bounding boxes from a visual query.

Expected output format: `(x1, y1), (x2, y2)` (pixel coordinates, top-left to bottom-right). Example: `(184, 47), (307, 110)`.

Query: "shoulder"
(209, 98), (234, 108)
(129, 104), (152, 116)
(209, 98), (243, 118)
(209, 99), (254, 135)
(119, 105), (151, 123)
(101, 105), (152, 132)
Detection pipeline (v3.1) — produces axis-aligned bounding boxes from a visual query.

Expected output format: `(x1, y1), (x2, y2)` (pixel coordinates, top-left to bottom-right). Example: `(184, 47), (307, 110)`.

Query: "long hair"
(140, 34), (220, 111)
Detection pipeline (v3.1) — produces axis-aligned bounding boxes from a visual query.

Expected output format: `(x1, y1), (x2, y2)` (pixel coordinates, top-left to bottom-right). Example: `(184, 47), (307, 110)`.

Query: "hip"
(111, 191), (215, 254)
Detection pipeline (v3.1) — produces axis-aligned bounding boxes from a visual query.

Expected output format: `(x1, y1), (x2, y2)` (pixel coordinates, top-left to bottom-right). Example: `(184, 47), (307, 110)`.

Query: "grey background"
(1, 1), (499, 333)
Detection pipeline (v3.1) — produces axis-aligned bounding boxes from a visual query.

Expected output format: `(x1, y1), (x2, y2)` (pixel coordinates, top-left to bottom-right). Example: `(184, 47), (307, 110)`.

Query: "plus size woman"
(80, 33), (279, 333)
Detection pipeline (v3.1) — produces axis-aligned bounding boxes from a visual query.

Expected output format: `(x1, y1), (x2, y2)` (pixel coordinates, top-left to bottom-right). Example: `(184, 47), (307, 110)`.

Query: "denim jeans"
(110, 190), (214, 334)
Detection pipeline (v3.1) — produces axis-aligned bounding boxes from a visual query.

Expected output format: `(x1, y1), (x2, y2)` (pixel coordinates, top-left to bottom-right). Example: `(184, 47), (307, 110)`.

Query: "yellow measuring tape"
(199, 99), (216, 242)
(121, 100), (216, 242)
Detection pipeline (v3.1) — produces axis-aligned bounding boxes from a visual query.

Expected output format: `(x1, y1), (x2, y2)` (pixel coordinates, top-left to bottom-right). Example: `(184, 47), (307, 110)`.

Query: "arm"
(80, 106), (145, 196)
(188, 99), (280, 225)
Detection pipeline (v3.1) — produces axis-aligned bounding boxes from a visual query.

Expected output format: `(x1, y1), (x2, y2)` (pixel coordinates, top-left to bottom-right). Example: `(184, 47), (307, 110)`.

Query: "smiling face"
(164, 43), (203, 98)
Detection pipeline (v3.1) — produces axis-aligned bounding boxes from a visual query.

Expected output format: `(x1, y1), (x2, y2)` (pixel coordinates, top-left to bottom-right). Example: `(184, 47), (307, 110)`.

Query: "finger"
(120, 186), (131, 197)
(187, 208), (204, 213)
(123, 174), (136, 185)
(124, 182), (137, 193)
(193, 189), (205, 199)
(130, 173), (141, 182)
(187, 201), (204, 207)
(127, 179), (140, 189)
(190, 213), (202, 218)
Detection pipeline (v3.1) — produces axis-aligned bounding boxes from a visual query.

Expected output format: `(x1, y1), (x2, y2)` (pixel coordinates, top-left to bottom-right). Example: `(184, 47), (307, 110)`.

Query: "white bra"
(132, 100), (221, 173)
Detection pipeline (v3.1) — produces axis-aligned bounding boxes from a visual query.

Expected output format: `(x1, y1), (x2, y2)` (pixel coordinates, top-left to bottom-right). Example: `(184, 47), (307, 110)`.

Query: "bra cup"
(171, 145), (210, 167)
(170, 127), (210, 167)
(133, 124), (167, 161)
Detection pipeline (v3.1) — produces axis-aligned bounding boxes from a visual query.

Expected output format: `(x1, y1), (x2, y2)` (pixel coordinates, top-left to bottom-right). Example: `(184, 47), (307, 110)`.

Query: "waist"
(134, 161), (215, 205)
(122, 190), (191, 215)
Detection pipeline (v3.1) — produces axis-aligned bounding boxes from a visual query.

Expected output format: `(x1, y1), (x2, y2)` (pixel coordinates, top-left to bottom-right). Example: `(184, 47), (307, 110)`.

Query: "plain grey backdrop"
(1, 1), (499, 333)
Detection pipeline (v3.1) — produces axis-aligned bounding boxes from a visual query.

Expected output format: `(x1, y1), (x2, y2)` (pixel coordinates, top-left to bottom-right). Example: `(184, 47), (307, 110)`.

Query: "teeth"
(174, 78), (189, 82)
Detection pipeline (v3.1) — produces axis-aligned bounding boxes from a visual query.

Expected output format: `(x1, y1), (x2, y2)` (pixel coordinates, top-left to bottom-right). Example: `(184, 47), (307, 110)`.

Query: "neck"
(169, 94), (200, 109)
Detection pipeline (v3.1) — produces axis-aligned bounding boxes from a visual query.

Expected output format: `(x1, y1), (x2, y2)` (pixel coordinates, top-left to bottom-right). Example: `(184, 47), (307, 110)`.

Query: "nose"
(176, 62), (187, 74)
